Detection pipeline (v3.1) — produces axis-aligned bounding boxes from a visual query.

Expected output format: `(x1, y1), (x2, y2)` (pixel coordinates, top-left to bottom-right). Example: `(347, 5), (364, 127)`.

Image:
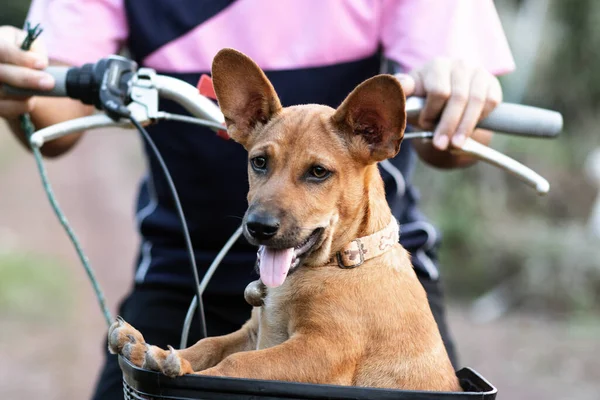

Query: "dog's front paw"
(142, 344), (166, 371)
(107, 316), (147, 366)
(161, 345), (194, 378)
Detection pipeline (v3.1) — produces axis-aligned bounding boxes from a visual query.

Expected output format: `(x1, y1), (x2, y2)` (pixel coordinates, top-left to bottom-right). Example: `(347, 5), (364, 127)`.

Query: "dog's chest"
(255, 289), (292, 350)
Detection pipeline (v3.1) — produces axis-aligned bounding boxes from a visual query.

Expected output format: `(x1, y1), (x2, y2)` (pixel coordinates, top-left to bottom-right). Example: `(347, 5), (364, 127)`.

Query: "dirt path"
(0, 123), (598, 399)
(449, 307), (600, 400)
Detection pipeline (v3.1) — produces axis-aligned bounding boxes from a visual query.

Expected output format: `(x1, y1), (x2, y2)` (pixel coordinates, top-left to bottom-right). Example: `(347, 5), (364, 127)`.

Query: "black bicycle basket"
(120, 356), (497, 400)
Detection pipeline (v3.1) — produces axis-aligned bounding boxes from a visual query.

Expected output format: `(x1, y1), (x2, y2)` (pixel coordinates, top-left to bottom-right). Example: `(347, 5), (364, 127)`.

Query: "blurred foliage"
(0, 252), (73, 320)
(523, 0), (600, 169)
(1, 0), (30, 27)
(532, 0), (600, 119)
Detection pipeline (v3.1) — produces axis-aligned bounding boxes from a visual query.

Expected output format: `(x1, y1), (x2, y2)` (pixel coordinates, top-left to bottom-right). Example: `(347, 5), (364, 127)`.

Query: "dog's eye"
(309, 165), (330, 180)
(251, 156), (267, 171)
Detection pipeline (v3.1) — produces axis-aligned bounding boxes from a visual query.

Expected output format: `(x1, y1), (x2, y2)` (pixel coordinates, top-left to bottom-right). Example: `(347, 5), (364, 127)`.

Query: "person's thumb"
(394, 73), (416, 97)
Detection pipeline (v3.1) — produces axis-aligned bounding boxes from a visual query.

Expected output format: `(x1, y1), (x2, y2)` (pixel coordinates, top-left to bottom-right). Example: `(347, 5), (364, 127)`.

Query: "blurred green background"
(0, 1), (599, 399)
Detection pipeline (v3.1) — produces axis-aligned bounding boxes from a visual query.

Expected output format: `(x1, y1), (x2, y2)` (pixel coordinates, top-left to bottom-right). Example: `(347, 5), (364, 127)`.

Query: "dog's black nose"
(246, 212), (280, 240)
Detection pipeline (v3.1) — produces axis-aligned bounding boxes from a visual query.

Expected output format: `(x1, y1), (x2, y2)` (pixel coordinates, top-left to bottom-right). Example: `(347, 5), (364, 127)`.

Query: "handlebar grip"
(2, 66), (70, 97)
(405, 97), (563, 138)
(477, 103), (563, 138)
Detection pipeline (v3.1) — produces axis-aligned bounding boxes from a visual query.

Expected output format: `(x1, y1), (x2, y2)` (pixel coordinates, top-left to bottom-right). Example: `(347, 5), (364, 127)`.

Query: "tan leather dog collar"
(328, 218), (400, 269)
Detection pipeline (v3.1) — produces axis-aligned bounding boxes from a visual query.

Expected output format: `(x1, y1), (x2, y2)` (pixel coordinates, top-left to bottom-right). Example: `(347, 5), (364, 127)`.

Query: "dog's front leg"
(114, 308), (259, 377)
(196, 335), (351, 384)
(172, 309), (259, 373)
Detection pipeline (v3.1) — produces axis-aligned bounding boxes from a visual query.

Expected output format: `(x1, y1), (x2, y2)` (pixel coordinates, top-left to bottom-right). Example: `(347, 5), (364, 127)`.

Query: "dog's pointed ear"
(211, 48), (282, 147)
(332, 75), (406, 163)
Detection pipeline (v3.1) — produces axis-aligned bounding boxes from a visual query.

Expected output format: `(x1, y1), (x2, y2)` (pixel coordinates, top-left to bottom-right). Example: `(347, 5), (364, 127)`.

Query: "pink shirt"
(28, 0), (515, 75)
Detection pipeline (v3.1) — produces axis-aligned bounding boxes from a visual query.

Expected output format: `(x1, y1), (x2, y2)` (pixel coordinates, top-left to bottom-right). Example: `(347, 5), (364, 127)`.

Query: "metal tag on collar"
(336, 239), (365, 269)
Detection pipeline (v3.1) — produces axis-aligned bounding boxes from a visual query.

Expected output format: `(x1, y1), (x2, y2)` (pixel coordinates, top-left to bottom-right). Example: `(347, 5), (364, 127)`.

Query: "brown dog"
(108, 48), (460, 391)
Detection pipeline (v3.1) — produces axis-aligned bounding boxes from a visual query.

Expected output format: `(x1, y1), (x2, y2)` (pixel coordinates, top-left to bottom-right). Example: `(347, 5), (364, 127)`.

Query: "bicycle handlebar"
(477, 103), (562, 138)
(12, 65), (70, 97)
(2, 60), (562, 195)
(6, 66), (563, 139)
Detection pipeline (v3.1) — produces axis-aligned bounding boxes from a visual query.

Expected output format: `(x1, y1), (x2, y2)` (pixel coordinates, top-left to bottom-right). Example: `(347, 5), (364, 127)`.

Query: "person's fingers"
(480, 76), (503, 120)
(419, 59), (452, 136)
(27, 36), (49, 62)
(431, 62), (471, 150)
(0, 97), (36, 119)
(0, 63), (55, 90)
(394, 73), (416, 97)
(452, 68), (491, 148)
(0, 26), (48, 69)
(0, 39), (48, 70)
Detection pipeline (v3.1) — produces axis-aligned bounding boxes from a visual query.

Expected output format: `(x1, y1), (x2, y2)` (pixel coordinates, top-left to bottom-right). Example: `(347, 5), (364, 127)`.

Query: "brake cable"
(19, 23), (113, 326)
(128, 117), (208, 338)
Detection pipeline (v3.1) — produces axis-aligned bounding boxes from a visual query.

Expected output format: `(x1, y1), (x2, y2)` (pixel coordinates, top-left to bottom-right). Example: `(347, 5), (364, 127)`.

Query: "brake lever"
(29, 103), (152, 148)
(457, 137), (549, 195)
(404, 131), (550, 195)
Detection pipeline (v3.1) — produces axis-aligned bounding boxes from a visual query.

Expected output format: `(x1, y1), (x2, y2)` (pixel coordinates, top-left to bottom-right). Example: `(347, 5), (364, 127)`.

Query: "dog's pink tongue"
(259, 246), (294, 288)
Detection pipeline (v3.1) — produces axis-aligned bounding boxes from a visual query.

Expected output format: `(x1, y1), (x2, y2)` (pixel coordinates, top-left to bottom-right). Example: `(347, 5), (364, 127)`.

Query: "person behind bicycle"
(0, 1), (514, 399)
